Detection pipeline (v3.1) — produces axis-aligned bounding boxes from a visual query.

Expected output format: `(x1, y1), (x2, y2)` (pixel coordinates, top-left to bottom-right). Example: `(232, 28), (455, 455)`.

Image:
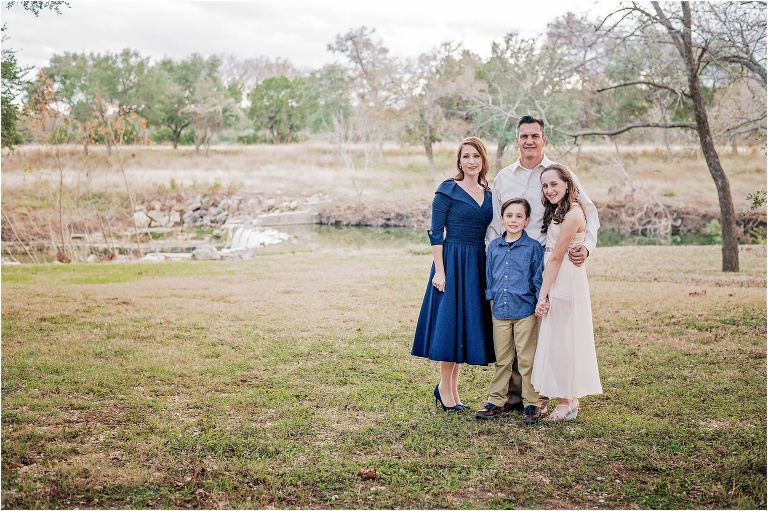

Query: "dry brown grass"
(3, 142), (764, 214)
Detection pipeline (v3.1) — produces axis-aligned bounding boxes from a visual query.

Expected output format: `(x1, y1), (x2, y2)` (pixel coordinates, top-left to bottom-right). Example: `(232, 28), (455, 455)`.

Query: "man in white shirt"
(484, 115), (600, 416)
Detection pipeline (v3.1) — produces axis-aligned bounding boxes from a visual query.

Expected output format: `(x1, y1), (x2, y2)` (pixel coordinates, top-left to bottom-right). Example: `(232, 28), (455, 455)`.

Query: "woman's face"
(459, 144), (483, 181)
(541, 169), (567, 205)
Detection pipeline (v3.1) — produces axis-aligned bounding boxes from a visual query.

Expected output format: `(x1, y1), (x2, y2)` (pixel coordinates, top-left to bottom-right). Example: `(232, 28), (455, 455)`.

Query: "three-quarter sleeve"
(485, 246), (496, 301)
(427, 192), (450, 245)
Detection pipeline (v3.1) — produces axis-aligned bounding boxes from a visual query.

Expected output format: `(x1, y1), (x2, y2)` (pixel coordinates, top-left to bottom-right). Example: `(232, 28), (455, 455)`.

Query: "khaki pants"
(488, 314), (541, 408)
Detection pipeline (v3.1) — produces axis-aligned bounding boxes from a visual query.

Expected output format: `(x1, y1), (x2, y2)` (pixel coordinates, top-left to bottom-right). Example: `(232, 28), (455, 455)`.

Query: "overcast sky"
(2, 0), (609, 73)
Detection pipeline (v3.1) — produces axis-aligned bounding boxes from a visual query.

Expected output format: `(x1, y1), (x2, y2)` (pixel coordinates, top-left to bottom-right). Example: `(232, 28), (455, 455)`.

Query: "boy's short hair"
(501, 197), (531, 219)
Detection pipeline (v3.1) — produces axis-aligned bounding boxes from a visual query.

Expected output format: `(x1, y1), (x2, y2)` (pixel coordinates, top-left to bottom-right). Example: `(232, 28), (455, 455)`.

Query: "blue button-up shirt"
(485, 231), (543, 320)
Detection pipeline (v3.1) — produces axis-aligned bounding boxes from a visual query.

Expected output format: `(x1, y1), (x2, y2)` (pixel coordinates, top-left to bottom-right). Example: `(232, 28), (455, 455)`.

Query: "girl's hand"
(432, 271), (446, 292)
(535, 298), (550, 317)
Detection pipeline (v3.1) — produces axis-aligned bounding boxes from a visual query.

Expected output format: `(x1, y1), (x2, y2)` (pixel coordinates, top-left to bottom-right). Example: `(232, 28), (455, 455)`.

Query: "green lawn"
(2, 244), (766, 509)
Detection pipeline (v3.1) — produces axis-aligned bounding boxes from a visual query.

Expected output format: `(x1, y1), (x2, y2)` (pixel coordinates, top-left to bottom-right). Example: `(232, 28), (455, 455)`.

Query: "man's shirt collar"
(510, 154), (555, 173)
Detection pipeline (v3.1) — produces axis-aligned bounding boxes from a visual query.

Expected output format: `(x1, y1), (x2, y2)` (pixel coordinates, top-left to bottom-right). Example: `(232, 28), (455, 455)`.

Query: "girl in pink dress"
(532, 164), (603, 421)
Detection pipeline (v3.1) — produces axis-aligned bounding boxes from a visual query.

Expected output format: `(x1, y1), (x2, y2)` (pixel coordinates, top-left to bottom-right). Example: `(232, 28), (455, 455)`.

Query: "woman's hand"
(535, 297), (550, 317)
(432, 271), (446, 292)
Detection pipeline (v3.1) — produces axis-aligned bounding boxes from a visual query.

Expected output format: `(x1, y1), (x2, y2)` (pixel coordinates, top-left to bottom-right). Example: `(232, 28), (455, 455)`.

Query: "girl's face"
(541, 169), (567, 205)
(459, 144), (483, 181)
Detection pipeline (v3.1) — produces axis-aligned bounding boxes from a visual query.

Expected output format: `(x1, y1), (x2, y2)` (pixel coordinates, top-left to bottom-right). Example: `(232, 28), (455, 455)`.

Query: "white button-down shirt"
(487, 154), (599, 253)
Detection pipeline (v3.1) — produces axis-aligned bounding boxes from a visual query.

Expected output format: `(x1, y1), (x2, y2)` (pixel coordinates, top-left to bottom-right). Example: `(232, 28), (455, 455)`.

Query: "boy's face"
(502, 204), (529, 236)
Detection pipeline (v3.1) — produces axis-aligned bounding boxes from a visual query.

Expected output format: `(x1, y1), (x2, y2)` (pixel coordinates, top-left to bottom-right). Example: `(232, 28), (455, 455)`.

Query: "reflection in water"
(596, 231), (721, 247)
(279, 225), (721, 251)
(2, 226), (723, 264)
(278, 224), (427, 251)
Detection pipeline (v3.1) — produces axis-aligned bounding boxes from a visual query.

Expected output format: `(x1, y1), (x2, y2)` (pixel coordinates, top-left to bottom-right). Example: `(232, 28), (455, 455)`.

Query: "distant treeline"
(3, 4), (765, 172)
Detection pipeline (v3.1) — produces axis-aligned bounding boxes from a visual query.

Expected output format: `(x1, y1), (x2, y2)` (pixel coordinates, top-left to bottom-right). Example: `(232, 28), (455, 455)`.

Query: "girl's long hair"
(541, 164), (582, 233)
(454, 136), (490, 190)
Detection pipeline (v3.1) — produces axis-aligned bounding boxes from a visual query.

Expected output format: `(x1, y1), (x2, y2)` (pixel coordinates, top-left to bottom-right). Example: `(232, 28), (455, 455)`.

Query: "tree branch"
(597, 80), (689, 97)
(557, 122), (697, 139)
(651, 1), (685, 57)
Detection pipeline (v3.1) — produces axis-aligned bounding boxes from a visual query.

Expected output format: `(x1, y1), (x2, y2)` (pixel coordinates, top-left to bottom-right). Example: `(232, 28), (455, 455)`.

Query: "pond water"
(278, 225), (722, 250)
(2, 225), (722, 265)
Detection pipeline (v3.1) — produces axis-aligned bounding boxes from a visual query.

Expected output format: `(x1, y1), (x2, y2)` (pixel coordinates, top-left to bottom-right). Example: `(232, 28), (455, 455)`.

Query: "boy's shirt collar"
(494, 230), (532, 246)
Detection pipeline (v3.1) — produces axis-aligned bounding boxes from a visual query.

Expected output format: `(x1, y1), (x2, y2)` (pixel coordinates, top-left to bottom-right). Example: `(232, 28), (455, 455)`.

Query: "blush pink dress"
(531, 215), (603, 399)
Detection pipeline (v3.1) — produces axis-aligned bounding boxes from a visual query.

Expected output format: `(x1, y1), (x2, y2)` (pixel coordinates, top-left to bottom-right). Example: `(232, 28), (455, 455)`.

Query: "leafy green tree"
(143, 54), (221, 148)
(303, 64), (352, 134)
(38, 52), (96, 151)
(4, 1), (69, 16)
(184, 75), (241, 155)
(247, 76), (310, 144)
(1, 2), (69, 148)
(1, 27), (25, 148)
(37, 49), (151, 156)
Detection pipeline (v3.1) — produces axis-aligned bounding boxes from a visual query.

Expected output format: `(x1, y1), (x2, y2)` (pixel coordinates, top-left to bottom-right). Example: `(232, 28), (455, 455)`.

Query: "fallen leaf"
(357, 467), (378, 479)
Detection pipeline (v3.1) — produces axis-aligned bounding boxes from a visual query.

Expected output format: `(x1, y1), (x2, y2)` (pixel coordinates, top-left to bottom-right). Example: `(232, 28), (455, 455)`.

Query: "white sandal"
(546, 399), (579, 422)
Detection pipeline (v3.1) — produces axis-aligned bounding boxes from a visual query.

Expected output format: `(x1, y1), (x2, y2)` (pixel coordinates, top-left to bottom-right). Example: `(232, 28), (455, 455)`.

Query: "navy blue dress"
(411, 179), (495, 365)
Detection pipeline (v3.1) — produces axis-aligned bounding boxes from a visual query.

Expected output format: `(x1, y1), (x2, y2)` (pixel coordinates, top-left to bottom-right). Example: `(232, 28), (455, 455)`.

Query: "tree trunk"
(495, 142), (507, 172)
(172, 129), (180, 149)
(424, 140), (436, 181)
(680, 2), (739, 272)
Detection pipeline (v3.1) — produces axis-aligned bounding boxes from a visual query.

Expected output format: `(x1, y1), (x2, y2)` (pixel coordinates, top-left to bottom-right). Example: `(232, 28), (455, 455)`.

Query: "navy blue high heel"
(434, 384), (462, 412)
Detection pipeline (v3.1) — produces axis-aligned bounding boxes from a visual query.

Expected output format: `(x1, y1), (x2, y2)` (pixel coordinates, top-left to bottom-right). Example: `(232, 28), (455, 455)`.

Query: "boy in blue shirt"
(475, 198), (546, 423)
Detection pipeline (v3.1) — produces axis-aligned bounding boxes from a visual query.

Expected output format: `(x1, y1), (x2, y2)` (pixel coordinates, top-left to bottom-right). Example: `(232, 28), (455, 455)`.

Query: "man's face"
(516, 122), (546, 162)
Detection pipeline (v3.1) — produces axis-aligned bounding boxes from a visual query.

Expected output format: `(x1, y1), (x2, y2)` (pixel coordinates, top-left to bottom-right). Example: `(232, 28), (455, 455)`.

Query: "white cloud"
(1, 0), (613, 71)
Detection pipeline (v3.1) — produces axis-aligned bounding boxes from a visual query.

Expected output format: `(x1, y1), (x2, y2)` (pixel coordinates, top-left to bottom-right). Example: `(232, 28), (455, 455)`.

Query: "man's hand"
(568, 244), (589, 267)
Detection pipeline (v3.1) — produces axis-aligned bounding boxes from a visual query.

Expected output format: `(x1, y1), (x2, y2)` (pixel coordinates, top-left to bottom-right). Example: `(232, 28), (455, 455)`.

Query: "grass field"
(1, 242), (766, 509)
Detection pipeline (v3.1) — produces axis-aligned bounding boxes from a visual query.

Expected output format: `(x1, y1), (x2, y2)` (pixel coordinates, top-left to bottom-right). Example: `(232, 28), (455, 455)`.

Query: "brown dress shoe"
(522, 405), (541, 424)
(475, 402), (514, 419)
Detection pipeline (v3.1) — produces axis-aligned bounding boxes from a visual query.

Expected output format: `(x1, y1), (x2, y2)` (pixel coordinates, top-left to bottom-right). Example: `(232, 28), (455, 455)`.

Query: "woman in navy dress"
(412, 136), (495, 412)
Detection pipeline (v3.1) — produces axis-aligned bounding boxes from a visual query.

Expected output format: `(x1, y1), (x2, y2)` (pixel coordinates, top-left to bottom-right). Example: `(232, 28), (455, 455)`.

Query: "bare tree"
(327, 27), (396, 157)
(393, 43), (477, 179)
(563, 1), (767, 272)
(469, 30), (585, 170)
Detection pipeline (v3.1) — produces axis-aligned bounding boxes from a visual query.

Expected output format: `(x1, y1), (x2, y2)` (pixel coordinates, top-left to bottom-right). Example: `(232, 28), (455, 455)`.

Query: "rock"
(86, 254), (99, 263)
(188, 201), (203, 211)
(169, 211), (181, 225)
(147, 210), (169, 225)
(134, 211), (151, 228)
(191, 245), (221, 260)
